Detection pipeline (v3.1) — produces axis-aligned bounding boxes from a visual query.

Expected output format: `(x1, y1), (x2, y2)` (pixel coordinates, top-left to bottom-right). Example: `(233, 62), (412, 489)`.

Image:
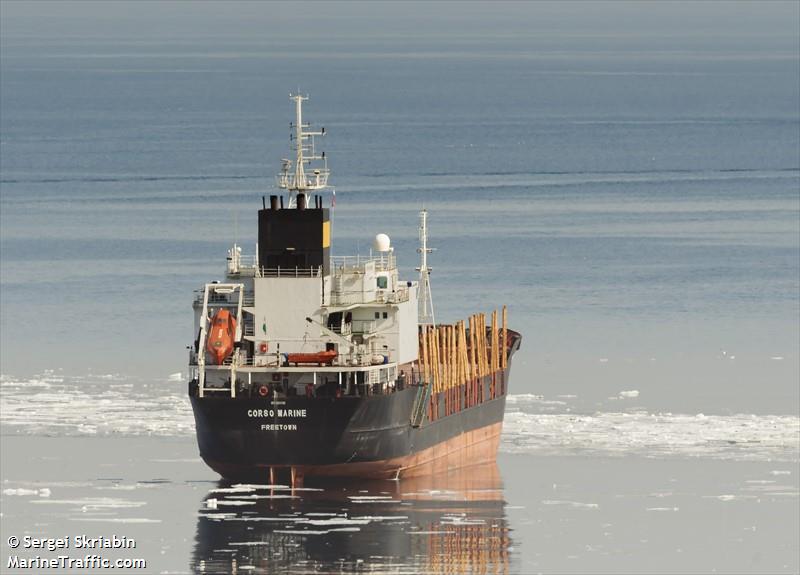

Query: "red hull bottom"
(205, 421), (503, 481)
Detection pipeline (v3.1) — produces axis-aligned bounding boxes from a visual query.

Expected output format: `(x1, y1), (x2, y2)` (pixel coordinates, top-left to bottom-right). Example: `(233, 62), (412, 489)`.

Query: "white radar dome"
(373, 233), (391, 252)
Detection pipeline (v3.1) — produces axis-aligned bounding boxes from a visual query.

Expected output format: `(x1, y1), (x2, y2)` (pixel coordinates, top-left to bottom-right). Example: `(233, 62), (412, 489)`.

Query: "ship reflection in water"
(192, 461), (512, 574)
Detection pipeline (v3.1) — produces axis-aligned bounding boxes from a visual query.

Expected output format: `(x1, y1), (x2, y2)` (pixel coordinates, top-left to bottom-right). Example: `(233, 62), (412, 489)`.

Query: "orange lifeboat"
(206, 309), (237, 365)
(286, 350), (337, 366)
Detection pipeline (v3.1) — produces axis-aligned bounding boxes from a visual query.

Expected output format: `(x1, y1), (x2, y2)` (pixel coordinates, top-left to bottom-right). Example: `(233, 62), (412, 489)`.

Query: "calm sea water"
(1, 12), (799, 574)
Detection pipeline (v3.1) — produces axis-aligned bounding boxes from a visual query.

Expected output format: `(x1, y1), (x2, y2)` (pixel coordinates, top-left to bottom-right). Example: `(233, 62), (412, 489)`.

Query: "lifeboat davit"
(286, 350), (337, 366)
(206, 309), (237, 365)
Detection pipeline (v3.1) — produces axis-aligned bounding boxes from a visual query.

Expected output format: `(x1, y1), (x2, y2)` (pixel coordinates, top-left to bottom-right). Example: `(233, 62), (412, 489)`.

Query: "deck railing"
(330, 286), (410, 306)
(330, 254), (396, 273)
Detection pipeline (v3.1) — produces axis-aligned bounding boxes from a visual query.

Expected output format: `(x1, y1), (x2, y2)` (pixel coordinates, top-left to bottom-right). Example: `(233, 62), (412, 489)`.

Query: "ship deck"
(202, 362), (399, 373)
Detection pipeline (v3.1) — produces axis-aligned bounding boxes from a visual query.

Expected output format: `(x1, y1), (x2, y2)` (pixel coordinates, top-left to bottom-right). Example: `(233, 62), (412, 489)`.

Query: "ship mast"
(277, 93), (330, 207)
(417, 209), (435, 326)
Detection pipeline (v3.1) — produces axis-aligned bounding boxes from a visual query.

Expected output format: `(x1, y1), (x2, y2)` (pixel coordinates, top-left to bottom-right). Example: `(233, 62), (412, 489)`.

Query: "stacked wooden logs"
(418, 306), (508, 420)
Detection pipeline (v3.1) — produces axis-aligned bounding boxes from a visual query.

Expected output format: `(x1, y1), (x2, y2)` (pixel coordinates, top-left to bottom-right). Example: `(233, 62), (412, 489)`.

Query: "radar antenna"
(416, 209), (435, 326)
(277, 93), (330, 207)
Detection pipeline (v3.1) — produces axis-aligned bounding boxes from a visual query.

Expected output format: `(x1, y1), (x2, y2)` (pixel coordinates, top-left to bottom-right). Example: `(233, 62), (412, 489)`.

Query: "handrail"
(331, 254), (396, 272)
(330, 286), (410, 306)
(377, 286), (410, 304)
(258, 266), (321, 278)
(226, 254), (322, 279)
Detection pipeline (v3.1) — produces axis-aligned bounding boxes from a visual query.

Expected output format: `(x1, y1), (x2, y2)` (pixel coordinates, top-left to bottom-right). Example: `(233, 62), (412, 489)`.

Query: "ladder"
(410, 382), (431, 428)
(243, 316), (255, 337)
(368, 369), (380, 385)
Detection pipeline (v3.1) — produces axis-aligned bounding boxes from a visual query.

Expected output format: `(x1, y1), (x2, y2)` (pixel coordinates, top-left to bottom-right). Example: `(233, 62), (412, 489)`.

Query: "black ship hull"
(190, 333), (520, 480)
(192, 375), (507, 480)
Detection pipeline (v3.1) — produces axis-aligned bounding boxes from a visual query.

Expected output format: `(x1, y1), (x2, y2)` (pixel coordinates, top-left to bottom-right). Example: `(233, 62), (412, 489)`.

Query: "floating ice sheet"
(502, 410), (800, 462)
(3, 488), (50, 497)
(69, 517), (161, 523)
(541, 500), (599, 509)
(0, 373), (194, 437)
(31, 497), (146, 510)
(209, 486), (256, 494)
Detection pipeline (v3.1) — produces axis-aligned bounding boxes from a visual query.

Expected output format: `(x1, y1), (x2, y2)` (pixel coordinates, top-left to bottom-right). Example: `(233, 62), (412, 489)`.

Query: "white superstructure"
(189, 95), (427, 400)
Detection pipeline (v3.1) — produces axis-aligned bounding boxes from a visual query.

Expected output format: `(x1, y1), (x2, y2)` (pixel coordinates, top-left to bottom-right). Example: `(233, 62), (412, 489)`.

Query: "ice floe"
(502, 411), (800, 462)
(211, 500), (257, 507)
(504, 394), (568, 412)
(209, 486), (256, 494)
(3, 488), (51, 497)
(707, 494), (758, 502)
(0, 373), (194, 437)
(69, 517), (161, 524)
(541, 500), (599, 509)
(31, 497), (146, 510)
(200, 512), (237, 520)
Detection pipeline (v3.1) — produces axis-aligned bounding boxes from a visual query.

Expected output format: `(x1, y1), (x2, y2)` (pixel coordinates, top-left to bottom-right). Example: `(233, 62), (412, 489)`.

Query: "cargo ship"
(188, 94), (521, 482)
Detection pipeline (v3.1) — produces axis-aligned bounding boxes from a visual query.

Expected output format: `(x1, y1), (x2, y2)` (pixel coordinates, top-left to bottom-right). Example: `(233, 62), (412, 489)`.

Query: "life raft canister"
(258, 341), (269, 354)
